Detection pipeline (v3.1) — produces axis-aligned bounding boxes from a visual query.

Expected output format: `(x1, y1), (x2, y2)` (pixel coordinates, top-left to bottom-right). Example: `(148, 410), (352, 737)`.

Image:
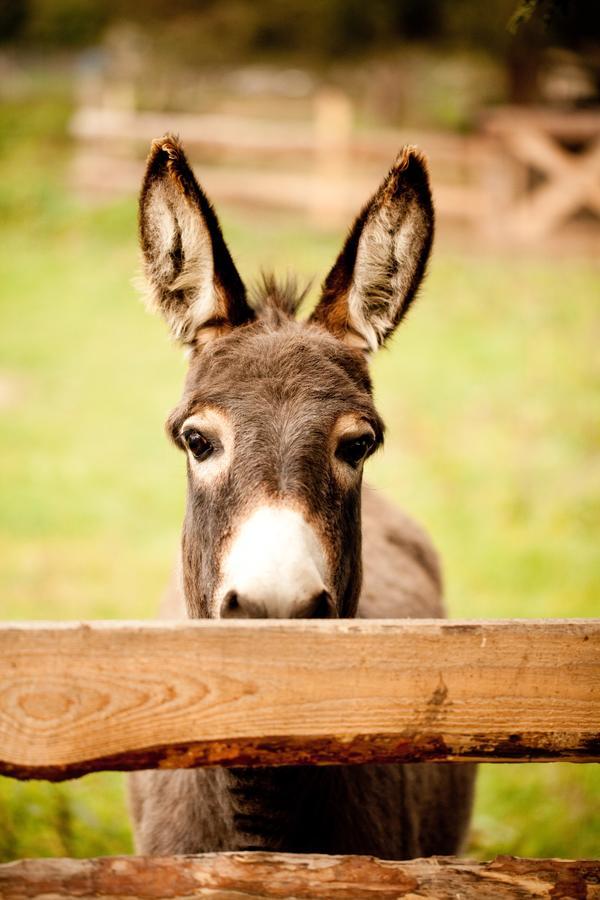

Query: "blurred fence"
(70, 89), (600, 245)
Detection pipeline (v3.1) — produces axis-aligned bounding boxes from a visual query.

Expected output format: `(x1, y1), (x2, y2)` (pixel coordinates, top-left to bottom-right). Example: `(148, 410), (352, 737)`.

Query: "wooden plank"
(71, 149), (486, 223)
(70, 107), (487, 167)
(70, 106), (316, 155)
(0, 620), (598, 780)
(482, 106), (600, 141)
(1, 852), (599, 899)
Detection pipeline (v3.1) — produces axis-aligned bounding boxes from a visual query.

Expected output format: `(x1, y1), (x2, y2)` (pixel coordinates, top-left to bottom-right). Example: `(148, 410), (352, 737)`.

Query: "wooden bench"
(1, 619), (599, 897)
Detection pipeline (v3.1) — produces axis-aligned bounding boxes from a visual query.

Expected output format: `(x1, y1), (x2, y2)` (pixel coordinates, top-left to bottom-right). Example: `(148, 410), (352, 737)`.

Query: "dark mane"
(250, 272), (310, 324)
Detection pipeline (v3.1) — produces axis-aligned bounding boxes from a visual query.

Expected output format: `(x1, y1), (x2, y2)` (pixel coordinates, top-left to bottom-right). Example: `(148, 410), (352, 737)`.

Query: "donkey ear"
(139, 135), (255, 346)
(310, 146), (434, 353)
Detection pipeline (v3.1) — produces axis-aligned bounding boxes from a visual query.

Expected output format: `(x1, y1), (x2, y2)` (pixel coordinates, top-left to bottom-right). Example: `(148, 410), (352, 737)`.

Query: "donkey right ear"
(139, 135), (255, 346)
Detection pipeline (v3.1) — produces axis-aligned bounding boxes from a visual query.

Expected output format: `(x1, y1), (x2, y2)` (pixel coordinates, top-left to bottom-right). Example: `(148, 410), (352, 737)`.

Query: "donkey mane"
(138, 267), (308, 337)
(250, 272), (310, 323)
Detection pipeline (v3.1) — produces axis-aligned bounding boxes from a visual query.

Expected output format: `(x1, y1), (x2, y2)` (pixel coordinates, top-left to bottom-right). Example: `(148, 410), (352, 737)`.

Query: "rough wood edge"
(1, 853), (599, 899)
(2, 730), (600, 782)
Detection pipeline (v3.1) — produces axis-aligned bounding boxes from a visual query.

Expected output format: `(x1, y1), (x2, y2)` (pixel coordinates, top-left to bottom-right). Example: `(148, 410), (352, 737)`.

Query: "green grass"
(0, 92), (598, 862)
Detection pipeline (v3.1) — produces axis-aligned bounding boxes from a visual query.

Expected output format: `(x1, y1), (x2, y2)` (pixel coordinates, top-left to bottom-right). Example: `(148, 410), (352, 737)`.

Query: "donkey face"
(139, 137), (434, 619)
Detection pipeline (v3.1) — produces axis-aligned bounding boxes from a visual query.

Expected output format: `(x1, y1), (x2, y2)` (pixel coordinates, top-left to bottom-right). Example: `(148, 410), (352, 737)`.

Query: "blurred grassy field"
(0, 91), (599, 861)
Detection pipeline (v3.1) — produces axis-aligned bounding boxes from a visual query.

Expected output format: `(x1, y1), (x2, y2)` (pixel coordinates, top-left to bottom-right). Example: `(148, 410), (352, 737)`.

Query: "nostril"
(220, 590), (240, 618)
(220, 591), (267, 619)
(311, 591), (337, 619)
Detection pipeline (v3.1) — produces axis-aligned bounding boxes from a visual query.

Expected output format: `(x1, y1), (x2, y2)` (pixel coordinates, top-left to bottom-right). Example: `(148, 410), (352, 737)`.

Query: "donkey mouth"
(219, 589), (337, 619)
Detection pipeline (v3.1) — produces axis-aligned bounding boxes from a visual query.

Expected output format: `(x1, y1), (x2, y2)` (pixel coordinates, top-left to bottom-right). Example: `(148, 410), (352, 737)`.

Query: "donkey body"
(128, 137), (476, 857)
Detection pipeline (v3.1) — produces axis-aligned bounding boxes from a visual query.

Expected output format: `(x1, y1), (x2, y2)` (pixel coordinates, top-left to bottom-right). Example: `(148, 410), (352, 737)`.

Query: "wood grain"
(0, 619), (598, 780)
(2, 852), (599, 899)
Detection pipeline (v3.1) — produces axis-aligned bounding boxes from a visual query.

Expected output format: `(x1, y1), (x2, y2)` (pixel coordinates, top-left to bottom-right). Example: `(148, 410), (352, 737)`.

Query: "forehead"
(177, 321), (378, 426)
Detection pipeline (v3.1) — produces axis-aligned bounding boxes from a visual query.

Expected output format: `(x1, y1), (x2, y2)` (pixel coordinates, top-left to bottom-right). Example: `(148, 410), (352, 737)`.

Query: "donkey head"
(139, 136), (434, 620)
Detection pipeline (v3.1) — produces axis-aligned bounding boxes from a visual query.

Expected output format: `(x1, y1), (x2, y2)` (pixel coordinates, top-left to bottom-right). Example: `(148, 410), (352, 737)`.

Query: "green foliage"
(0, 0), (28, 44)
(0, 92), (599, 862)
(0, 94), (72, 226)
(508, 0), (572, 34)
(472, 765), (600, 859)
(3, 0), (598, 58)
(6, 0), (110, 48)
(0, 777), (132, 858)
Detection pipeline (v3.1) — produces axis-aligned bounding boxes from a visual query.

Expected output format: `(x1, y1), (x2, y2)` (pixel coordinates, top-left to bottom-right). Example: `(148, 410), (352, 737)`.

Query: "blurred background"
(0, 0), (598, 862)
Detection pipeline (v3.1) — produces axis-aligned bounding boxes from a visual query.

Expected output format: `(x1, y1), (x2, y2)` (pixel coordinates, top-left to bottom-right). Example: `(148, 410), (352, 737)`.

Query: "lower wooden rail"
(1, 852), (599, 899)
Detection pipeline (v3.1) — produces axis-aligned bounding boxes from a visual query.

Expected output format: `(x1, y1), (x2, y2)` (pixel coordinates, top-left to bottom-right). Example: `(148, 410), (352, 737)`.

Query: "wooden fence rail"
(70, 100), (600, 243)
(69, 101), (489, 229)
(1, 619), (598, 780)
(2, 852), (600, 899)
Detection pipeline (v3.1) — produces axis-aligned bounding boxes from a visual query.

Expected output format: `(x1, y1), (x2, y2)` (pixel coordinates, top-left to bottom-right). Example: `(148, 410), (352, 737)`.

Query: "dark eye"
(336, 434), (375, 469)
(182, 429), (214, 462)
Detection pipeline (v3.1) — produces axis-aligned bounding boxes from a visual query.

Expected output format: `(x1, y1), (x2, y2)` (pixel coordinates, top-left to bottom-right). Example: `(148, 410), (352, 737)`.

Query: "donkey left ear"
(310, 146), (434, 353)
(139, 135), (254, 347)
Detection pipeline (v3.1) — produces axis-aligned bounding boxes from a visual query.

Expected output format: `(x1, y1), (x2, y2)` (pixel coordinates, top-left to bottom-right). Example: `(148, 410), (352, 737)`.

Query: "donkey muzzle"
(220, 589), (337, 619)
(217, 504), (333, 619)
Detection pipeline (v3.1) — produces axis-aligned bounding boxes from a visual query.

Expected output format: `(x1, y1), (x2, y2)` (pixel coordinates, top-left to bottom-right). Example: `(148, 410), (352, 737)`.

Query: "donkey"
(128, 135), (476, 858)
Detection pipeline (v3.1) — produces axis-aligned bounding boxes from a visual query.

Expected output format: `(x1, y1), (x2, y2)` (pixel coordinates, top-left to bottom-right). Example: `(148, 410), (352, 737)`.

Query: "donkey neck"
(226, 765), (341, 853)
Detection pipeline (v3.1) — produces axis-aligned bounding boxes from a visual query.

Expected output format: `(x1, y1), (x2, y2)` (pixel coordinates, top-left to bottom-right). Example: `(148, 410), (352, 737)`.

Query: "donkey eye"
(182, 429), (214, 462)
(336, 434), (375, 469)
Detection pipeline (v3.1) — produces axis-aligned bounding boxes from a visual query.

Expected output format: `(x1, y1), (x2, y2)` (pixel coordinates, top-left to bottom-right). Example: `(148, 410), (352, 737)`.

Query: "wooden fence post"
(312, 87), (353, 228)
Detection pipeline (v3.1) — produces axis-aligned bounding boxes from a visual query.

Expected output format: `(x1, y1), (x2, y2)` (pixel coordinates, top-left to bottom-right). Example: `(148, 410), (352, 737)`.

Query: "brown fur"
(128, 136), (476, 858)
(311, 146), (434, 351)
